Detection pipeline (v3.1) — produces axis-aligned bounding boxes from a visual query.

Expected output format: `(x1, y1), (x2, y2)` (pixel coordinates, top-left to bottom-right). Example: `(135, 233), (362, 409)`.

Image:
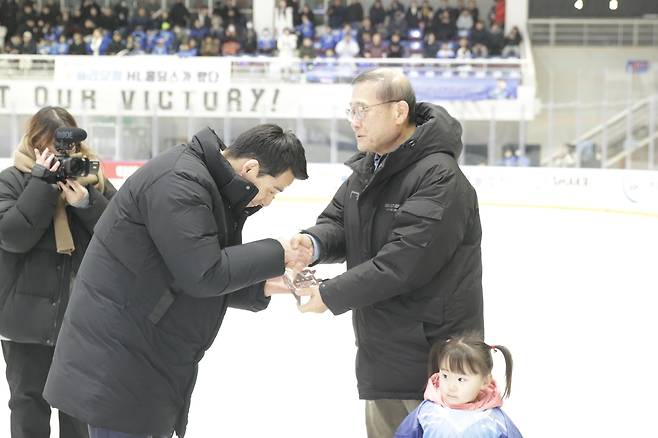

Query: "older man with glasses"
(288, 68), (484, 438)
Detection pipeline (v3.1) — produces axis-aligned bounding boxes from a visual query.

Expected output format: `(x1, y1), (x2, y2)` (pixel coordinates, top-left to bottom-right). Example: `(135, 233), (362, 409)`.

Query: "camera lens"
(68, 158), (83, 174)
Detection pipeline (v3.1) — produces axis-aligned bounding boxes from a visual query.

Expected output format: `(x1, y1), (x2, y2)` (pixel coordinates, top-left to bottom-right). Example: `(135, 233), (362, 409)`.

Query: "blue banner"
(411, 76), (519, 101)
(303, 63), (519, 101)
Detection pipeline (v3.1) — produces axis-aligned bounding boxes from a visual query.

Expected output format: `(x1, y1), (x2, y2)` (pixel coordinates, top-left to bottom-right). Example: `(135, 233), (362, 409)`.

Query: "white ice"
(0, 166), (656, 437)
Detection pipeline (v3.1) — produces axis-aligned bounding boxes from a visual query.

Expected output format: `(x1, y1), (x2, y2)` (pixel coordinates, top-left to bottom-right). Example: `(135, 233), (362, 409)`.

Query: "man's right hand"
(290, 233), (313, 253)
(278, 235), (313, 273)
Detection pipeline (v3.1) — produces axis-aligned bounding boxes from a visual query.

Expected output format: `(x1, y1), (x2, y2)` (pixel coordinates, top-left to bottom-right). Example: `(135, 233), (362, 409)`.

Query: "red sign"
(102, 161), (146, 180)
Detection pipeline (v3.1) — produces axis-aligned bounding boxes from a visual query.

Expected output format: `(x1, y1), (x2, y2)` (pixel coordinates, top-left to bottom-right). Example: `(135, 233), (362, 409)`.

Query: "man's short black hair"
(225, 124), (308, 180)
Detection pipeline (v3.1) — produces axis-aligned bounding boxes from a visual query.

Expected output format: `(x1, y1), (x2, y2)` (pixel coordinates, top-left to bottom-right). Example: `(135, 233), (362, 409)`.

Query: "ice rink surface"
(0, 166), (656, 437)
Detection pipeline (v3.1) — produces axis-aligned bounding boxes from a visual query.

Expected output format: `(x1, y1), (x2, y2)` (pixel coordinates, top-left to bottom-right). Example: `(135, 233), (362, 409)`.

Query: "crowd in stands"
(0, 0), (522, 59)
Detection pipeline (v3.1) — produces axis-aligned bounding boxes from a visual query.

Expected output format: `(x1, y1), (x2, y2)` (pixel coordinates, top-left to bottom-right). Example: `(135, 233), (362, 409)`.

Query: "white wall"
(505, 0), (529, 34)
(3, 159), (655, 215)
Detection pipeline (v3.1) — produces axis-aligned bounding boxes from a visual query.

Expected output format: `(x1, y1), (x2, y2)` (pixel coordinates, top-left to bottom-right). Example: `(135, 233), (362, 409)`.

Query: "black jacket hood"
(347, 103), (463, 178)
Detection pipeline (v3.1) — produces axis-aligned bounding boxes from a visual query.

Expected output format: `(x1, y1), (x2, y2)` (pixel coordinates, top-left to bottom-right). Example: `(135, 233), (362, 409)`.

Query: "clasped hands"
(266, 234), (328, 313)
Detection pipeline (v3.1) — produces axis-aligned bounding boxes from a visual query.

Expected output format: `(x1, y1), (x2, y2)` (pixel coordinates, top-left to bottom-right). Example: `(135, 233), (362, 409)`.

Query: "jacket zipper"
(49, 254), (69, 345)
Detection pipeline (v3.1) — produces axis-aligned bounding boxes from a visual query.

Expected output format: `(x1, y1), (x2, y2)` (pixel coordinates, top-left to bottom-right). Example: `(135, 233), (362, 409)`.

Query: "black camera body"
(38, 127), (100, 184)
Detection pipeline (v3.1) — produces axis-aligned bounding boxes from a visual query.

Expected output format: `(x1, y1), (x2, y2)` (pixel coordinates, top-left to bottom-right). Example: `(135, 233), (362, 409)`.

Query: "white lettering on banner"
(1, 54), (537, 121)
(53, 56), (233, 85)
(0, 56), (538, 120)
(117, 70), (221, 84)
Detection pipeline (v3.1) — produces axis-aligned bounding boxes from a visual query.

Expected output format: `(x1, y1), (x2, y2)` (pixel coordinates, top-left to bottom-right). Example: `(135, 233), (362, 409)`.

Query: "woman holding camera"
(0, 106), (116, 438)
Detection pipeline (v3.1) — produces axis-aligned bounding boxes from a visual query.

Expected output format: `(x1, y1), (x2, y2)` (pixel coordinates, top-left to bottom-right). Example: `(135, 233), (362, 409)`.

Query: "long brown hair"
(428, 334), (514, 398)
(21, 106), (104, 191)
(24, 106), (80, 155)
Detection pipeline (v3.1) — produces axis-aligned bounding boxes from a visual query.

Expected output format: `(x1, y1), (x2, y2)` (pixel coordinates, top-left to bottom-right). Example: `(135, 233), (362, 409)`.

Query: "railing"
(528, 18), (658, 46)
(543, 95), (657, 169)
(232, 56), (527, 83)
(0, 54), (528, 84)
(605, 131), (658, 169)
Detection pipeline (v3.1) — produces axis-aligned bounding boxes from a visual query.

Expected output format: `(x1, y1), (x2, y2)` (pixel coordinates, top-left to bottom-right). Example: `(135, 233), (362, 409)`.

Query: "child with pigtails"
(395, 334), (523, 438)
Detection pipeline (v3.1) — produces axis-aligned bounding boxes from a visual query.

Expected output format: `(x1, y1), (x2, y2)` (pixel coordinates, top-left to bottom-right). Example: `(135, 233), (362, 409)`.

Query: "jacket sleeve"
(303, 179), (348, 264)
(393, 403), (424, 438)
(501, 410), (524, 438)
(140, 171), (285, 298)
(0, 172), (60, 254)
(319, 167), (474, 314)
(227, 282), (271, 311)
(70, 179), (116, 234)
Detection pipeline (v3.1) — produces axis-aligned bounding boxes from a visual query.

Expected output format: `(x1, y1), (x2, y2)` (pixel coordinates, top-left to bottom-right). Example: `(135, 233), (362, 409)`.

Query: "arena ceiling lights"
(573, 0), (619, 11)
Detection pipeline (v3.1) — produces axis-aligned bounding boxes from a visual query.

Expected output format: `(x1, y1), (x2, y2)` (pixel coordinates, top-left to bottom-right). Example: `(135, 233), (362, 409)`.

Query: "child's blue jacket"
(394, 400), (523, 438)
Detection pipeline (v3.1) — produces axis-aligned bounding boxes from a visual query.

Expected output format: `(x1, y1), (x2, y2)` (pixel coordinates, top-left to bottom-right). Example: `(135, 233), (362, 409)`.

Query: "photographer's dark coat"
(43, 128), (285, 437)
(0, 169), (115, 344)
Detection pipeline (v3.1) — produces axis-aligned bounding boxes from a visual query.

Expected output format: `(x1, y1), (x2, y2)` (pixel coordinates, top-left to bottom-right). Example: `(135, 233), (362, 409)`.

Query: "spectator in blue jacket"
(257, 27), (276, 54)
(297, 14), (315, 40)
(50, 34), (70, 54)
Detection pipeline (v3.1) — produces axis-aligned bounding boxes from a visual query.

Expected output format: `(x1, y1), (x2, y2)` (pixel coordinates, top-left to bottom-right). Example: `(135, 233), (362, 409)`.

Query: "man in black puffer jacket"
(44, 124), (310, 438)
(292, 69), (484, 438)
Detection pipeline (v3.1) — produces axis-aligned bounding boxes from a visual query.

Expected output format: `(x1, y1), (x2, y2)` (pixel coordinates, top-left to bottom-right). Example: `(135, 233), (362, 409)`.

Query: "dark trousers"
(2, 340), (89, 438)
(365, 399), (422, 438)
(88, 426), (169, 438)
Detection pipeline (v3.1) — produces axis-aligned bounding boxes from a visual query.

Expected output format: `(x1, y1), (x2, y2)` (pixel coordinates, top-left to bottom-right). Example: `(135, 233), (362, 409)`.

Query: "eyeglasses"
(345, 100), (398, 122)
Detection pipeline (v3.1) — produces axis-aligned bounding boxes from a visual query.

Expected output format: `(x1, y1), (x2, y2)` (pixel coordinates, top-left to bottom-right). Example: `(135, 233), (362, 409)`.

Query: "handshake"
(278, 233), (315, 274)
(267, 234), (328, 313)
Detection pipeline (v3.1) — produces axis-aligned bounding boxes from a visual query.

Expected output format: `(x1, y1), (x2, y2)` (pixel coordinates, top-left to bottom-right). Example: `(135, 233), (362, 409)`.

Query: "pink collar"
(424, 372), (503, 410)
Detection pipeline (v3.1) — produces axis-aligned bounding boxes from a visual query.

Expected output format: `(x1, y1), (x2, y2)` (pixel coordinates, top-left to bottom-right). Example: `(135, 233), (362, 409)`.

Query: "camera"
(34, 127), (100, 184)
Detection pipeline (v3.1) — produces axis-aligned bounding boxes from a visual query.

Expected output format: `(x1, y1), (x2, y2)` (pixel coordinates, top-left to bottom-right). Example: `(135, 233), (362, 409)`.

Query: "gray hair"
(352, 68), (416, 124)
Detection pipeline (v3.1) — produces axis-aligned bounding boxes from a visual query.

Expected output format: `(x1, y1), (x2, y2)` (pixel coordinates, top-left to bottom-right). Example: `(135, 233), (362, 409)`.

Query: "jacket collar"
(346, 102), (463, 180)
(424, 373), (503, 411)
(190, 127), (260, 213)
